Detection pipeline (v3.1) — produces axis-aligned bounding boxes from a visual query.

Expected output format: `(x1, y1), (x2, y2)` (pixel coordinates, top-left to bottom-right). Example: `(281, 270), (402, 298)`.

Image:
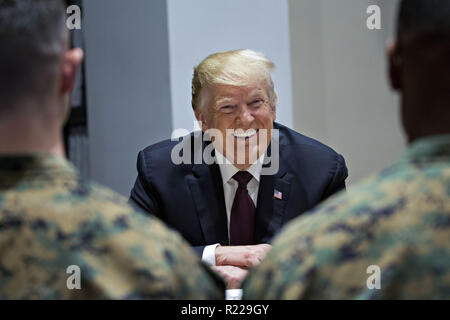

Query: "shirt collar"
(215, 149), (265, 184)
(0, 153), (76, 175)
(401, 134), (450, 163)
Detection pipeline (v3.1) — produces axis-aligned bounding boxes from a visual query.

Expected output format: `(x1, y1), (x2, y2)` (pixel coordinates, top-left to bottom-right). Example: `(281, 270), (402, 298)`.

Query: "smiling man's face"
(195, 82), (276, 169)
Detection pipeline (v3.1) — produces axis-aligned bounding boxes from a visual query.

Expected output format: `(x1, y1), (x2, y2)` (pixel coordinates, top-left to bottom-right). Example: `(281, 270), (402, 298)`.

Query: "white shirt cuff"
(226, 289), (243, 300)
(202, 243), (220, 266)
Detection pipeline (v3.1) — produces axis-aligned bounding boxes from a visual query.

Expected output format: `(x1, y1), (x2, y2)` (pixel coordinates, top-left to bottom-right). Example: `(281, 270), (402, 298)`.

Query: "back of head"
(0, 0), (67, 114)
(191, 49), (278, 111)
(397, 0), (450, 45)
(394, 0), (450, 141)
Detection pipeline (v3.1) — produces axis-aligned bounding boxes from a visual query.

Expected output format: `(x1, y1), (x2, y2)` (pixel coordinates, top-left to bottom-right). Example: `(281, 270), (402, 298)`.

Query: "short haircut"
(0, 0), (67, 111)
(397, 0), (450, 44)
(191, 49), (278, 111)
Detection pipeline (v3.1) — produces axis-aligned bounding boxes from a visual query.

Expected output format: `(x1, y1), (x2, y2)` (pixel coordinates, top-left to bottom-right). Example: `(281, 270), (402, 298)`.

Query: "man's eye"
(221, 105), (234, 113)
(250, 99), (264, 107)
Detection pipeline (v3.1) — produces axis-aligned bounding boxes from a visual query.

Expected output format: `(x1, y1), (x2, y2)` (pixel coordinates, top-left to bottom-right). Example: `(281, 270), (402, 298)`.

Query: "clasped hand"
(211, 244), (271, 289)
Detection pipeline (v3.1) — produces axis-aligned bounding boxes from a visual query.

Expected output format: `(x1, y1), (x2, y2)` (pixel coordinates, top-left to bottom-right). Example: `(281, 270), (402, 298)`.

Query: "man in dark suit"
(130, 49), (348, 289)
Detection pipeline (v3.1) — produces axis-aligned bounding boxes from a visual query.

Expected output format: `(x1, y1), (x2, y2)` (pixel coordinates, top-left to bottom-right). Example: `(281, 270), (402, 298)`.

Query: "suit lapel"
(185, 126), (296, 246)
(254, 160), (292, 243)
(187, 159), (229, 246)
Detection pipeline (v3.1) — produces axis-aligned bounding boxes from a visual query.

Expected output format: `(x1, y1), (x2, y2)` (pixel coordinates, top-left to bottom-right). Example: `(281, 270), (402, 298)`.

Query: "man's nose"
(237, 104), (255, 126)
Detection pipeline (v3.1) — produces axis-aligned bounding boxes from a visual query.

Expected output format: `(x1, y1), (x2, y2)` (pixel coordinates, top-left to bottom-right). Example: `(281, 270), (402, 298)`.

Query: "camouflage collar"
(0, 153), (76, 175)
(403, 134), (450, 162)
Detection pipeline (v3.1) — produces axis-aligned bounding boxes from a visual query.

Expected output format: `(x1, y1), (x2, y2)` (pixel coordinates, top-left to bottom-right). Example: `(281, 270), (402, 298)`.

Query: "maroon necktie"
(230, 171), (255, 245)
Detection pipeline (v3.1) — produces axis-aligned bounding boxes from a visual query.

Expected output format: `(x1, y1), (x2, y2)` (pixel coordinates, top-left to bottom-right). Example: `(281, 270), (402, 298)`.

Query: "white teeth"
(232, 129), (257, 138)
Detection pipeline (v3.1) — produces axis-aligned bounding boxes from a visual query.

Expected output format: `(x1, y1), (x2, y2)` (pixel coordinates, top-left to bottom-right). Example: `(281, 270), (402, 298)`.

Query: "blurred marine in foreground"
(0, 0), (223, 299)
(243, 0), (450, 299)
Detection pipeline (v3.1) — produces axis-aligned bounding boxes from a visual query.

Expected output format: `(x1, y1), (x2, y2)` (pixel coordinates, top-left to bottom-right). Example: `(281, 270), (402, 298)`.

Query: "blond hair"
(191, 49), (277, 110)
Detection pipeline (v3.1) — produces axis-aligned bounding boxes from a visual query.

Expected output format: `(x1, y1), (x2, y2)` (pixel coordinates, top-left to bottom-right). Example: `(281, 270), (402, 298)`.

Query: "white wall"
(167, 0), (294, 133)
(289, 0), (406, 185)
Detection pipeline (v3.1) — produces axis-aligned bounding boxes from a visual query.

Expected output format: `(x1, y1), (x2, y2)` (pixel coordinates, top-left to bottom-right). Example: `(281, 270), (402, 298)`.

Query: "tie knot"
(232, 171), (253, 189)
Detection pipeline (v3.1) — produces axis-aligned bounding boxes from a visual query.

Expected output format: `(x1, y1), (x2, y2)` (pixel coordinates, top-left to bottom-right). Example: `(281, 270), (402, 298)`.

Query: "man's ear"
(271, 104), (276, 122)
(387, 40), (402, 91)
(61, 48), (84, 94)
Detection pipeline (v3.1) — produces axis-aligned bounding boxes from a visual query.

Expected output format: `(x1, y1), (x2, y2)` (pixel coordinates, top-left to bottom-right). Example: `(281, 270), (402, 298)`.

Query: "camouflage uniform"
(243, 135), (450, 299)
(0, 154), (224, 299)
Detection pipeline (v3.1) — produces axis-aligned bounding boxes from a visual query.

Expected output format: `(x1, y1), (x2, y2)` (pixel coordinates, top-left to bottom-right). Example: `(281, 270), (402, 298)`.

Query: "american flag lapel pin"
(274, 189), (283, 200)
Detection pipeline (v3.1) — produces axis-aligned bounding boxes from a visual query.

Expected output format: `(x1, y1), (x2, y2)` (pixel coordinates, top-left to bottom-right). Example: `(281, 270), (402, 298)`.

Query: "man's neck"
(408, 120), (450, 144)
(0, 118), (65, 158)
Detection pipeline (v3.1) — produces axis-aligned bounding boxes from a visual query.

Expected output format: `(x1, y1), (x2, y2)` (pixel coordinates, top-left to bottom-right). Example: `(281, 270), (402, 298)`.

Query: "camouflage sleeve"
(242, 183), (357, 299)
(103, 210), (226, 299)
(68, 195), (226, 300)
(242, 215), (317, 300)
(243, 168), (450, 300)
(0, 180), (225, 300)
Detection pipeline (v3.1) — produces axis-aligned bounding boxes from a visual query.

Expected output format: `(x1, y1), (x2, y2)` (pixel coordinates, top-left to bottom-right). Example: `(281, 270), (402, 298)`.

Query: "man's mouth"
(232, 129), (258, 139)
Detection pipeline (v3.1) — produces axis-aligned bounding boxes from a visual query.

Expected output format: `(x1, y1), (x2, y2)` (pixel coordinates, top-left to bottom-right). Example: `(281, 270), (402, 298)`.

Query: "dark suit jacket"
(129, 122), (348, 255)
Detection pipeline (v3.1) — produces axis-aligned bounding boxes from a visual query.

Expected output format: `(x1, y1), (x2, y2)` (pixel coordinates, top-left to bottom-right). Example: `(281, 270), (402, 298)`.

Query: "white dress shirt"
(201, 149), (265, 266)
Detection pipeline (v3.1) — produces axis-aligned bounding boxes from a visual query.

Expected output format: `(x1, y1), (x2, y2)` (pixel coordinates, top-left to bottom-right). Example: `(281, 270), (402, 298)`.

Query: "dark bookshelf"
(64, 0), (89, 178)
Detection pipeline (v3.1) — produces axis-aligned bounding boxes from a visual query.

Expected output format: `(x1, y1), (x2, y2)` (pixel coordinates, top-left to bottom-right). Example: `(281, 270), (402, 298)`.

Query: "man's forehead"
(211, 85), (267, 101)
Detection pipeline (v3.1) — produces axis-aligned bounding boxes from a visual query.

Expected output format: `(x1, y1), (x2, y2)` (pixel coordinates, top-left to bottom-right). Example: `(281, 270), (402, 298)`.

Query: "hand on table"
(215, 244), (272, 268)
(211, 244), (272, 289)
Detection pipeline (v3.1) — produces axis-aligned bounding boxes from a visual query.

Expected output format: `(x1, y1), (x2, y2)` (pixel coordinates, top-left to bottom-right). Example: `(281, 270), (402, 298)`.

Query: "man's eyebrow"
(215, 97), (235, 106)
(248, 89), (266, 97)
